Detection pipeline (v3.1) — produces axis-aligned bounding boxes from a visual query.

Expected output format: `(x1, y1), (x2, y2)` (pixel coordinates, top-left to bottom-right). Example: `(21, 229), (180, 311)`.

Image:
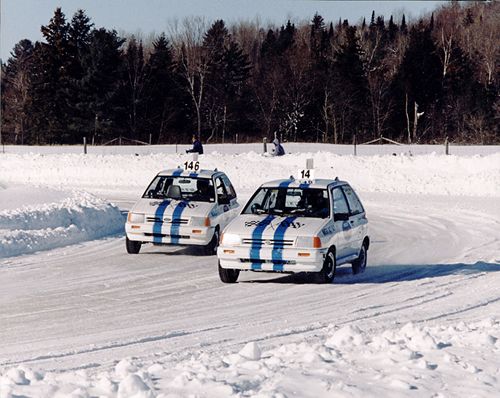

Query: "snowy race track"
(0, 145), (499, 397)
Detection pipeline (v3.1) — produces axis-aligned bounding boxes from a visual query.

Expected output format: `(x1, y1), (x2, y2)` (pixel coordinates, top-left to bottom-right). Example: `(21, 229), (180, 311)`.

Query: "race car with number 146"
(125, 163), (240, 255)
(217, 169), (369, 283)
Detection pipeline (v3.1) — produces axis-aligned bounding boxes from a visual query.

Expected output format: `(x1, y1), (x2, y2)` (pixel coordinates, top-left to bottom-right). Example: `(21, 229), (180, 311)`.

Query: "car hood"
(131, 198), (215, 219)
(226, 214), (329, 239)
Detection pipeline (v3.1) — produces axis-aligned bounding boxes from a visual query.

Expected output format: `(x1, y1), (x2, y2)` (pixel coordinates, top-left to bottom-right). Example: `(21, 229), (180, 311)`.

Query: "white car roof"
(261, 178), (348, 189)
(157, 169), (223, 178)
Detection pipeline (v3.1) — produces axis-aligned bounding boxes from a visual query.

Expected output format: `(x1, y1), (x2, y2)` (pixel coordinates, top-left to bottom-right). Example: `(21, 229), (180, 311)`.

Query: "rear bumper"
(126, 222), (214, 246)
(218, 245), (327, 273)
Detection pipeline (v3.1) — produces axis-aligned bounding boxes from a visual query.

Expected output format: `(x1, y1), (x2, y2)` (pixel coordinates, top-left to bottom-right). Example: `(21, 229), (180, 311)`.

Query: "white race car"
(125, 168), (240, 255)
(217, 178), (369, 283)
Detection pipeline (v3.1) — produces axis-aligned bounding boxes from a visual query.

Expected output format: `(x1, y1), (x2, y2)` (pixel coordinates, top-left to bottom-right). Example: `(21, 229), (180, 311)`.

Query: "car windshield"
(243, 187), (330, 218)
(143, 176), (215, 202)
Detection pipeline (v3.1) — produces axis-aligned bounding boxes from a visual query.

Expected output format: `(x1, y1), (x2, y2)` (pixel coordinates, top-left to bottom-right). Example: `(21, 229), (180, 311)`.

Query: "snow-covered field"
(0, 143), (499, 397)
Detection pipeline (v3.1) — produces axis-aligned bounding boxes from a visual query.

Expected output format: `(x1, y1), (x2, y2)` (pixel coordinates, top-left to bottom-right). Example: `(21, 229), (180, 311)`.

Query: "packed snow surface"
(0, 143), (499, 397)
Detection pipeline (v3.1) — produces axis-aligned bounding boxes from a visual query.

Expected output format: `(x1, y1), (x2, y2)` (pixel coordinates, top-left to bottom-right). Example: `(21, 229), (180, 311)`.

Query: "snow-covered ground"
(0, 144), (499, 397)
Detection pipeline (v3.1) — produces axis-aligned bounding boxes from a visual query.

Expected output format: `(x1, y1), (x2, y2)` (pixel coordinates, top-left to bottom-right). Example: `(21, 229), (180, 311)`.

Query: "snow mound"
(0, 186), (123, 258)
(3, 318), (499, 397)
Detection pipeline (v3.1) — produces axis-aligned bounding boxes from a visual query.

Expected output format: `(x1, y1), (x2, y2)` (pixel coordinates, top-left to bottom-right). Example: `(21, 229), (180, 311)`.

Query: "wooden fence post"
(353, 134), (357, 156)
(263, 137), (267, 153)
(83, 137), (87, 154)
(445, 136), (449, 155)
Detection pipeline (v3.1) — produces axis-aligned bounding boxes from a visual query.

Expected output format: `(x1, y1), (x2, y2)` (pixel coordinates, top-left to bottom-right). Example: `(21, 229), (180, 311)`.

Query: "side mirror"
(218, 195), (230, 205)
(334, 212), (349, 221)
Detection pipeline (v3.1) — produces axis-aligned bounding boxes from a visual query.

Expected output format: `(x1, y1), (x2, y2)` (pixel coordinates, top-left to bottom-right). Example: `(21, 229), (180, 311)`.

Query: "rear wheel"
(218, 261), (240, 283)
(204, 227), (220, 255)
(314, 249), (336, 284)
(352, 243), (367, 275)
(126, 237), (141, 254)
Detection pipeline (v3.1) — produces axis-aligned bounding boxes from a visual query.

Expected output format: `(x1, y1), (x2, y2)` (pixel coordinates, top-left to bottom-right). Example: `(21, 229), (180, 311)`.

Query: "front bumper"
(218, 245), (327, 273)
(126, 222), (214, 246)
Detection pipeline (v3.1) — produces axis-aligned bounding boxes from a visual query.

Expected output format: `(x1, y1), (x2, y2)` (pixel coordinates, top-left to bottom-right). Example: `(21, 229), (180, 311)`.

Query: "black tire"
(352, 243), (368, 275)
(314, 249), (336, 284)
(126, 237), (142, 254)
(218, 261), (240, 283)
(204, 227), (220, 255)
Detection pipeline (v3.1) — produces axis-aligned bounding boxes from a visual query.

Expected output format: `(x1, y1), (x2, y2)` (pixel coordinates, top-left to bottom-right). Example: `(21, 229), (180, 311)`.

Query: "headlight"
(127, 212), (145, 223)
(221, 233), (241, 246)
(190, 216), (211, 227)
(295, 236), (322, 248)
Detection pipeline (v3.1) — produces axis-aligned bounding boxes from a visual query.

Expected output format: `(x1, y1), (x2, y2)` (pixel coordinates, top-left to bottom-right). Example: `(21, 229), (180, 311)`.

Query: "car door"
(214, 176), (233, 229)
(341, 184), (366, 256)
(331, 186), (352, 261)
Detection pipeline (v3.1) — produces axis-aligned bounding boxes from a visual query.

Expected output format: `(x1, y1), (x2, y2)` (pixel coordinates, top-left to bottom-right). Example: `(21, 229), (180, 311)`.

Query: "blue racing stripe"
(250, 214), (275, 270)
(170, 201), (188, 244)
(272, 216), (297, 271)
(172, 169), (183, 177)
(153, 200), (171, 243)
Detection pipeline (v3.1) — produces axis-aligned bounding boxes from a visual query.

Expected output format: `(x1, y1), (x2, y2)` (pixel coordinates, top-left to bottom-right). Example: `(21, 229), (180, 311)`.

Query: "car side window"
(215, 177), (227, 197)
(221, 175), (236, 199)
(332, 187), (349, 215)
(342, 185), (364, 215)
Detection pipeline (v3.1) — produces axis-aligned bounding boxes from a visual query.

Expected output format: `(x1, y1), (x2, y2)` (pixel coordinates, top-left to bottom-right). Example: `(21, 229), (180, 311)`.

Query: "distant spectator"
(186, 134), (204, 154)
(272, 138), (285, 156)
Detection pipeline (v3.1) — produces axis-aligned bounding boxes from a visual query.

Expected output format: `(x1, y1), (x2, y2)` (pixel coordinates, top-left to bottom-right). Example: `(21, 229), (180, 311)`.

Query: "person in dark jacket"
(272, 138), (285, 156)
(186, 134), (204, 154)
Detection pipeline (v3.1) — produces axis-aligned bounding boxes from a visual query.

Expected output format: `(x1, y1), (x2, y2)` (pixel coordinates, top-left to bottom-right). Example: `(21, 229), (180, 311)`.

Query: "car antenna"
(290, 175), (295, 180)
(335, 176), (339, 181)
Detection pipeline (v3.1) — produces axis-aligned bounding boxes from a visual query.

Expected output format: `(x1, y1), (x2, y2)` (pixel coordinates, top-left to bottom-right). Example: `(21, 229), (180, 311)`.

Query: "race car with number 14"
(217, 176), (369, 283)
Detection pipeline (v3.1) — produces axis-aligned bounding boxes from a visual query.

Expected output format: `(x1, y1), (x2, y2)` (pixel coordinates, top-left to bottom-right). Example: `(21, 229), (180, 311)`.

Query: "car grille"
(146, 217), (188, 225)
(240, 258), (296, 265)
(144, 233), (190, 239)
(241, 238), (294, 247)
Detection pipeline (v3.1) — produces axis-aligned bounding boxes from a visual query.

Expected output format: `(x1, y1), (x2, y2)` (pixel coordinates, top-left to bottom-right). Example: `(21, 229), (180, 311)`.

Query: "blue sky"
(1, 0), (446, 61)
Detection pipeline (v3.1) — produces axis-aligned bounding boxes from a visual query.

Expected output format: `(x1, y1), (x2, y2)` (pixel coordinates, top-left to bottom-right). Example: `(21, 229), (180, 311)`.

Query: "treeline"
(1, 1), (498, 145)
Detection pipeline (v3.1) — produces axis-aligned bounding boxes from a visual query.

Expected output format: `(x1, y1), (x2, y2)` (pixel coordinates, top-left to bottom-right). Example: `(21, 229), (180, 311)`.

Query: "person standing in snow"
(186, 134), (204, 155)
(272, 138), (285, 156)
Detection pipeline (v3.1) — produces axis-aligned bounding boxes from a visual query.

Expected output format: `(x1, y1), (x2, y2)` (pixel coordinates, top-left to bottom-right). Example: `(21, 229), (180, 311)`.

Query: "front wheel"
(314, 249), (336, 284)
(218, 261), (240, 283)
(126, 237), (141, 254)
(352, 244), (367, 275)
(203, 228), (220, 255)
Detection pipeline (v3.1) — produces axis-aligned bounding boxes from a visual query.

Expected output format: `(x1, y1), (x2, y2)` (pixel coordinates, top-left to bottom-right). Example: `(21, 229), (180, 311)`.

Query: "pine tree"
(401, 14), (408, 34)
(75, 28), (125, 142)
(33, 8), (73, 143)
(144, 34), (180, 143)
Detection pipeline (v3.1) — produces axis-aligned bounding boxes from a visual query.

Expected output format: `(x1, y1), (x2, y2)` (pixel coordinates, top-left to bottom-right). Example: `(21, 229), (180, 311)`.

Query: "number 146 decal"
(184, 161), (200, 172)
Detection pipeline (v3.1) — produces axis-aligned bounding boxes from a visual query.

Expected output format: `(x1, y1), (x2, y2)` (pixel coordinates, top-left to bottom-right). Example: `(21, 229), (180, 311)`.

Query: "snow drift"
(0, 186), (123, 258)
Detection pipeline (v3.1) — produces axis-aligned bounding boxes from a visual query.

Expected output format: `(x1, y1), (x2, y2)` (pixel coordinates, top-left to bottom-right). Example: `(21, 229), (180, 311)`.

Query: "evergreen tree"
(75, 28), (125, 141)
(144, 34), (182, 143)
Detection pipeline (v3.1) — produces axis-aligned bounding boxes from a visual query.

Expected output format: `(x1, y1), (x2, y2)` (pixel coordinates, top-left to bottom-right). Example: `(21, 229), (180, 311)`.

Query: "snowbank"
(1, 318), (498, 397)
(0, 185), (124, 258)
(1, 149), (499, 198)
